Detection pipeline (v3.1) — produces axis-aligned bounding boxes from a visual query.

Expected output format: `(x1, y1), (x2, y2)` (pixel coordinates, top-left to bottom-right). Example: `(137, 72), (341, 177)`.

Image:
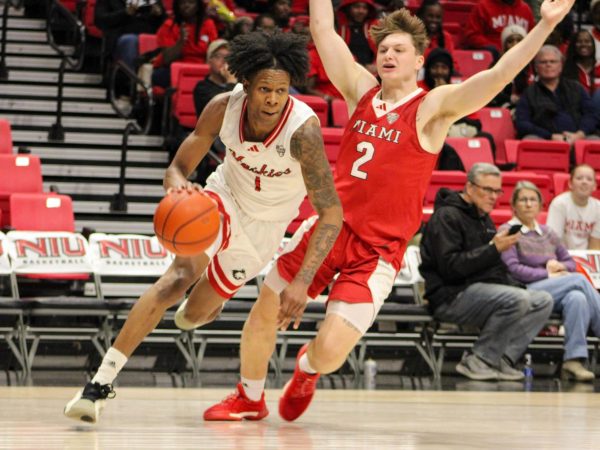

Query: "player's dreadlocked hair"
(226, 31), (309, 86)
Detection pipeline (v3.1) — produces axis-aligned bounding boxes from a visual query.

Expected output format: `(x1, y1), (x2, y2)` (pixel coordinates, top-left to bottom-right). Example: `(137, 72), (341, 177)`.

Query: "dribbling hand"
(166, 181), (203, 195)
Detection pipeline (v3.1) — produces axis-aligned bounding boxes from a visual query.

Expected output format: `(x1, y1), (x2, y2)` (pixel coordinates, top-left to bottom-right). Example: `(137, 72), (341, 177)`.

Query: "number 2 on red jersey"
(351, 141), (375, 180)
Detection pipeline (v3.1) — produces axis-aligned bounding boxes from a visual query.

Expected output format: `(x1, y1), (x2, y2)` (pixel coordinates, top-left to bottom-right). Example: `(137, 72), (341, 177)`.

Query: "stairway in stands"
(0, 5), (167, 234)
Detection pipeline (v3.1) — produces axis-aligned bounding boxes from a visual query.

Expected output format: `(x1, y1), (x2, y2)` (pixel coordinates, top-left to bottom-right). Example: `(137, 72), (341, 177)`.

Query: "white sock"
(91, 347), (128, 386)
(240, 376), (266, 402)
(298, 353), (317, 374)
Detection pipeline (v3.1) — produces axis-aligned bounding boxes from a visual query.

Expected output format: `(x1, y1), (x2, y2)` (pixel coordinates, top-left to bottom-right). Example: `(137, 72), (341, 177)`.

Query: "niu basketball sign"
(569, 250), (600, 289)
(89, 234), (173, 276)
(4, 231), (92, 274)
(0, 232), (11, 275)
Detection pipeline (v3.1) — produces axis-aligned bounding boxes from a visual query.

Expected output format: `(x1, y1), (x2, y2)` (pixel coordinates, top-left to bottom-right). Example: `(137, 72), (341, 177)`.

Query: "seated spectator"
(547, 164), (600, 250)
(515, 45), (599, 145)
(95, 0), (166, 72)
(253, 13), (278, 34)
(193, 39), (237, 116)
(152, 0), (218, 89)
(226, 16), (254, 40)
(563, 30), (600, 96)
(336, 0), (378, 73)
(269, 0), (292, 31)
(305, 36), (343, 102)
(590, 0), (600, 62)
(464, 0), (535, 60)
(500, 181), (600, 381)
(416, 0), (460, 75)
(488, 25), (530, 110)
(420, 49), (497, 157)
(419, 163), (553, 381)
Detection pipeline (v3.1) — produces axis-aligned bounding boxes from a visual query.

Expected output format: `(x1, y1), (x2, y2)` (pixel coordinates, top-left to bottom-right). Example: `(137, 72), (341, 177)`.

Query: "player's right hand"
(166, 181), (202, 195)
(492, 229), (520, 252)
(277, 280), (310, 331)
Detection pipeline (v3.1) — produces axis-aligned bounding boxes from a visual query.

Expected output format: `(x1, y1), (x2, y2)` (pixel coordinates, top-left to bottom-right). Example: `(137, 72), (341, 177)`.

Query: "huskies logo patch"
(232, 269), (246, 281)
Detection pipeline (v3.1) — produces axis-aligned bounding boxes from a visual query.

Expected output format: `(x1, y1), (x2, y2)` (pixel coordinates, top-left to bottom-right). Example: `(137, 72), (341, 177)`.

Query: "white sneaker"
(64, 382), (115, 424)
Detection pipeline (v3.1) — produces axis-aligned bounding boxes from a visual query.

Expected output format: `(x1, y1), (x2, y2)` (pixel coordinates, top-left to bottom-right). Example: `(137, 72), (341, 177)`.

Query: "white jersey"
(546, 191), (600, 249)
(207, 84), (317, 222)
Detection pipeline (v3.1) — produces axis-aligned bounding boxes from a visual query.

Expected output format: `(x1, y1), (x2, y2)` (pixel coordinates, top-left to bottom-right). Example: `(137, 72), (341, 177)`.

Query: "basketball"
(153, 190), (220, 256)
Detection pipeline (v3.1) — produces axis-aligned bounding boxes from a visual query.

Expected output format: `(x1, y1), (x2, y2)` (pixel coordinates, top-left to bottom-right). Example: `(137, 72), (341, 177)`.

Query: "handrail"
(109, 60), (154, 135)
(45, 0), (86, 141)
(111, 121), (142, 212)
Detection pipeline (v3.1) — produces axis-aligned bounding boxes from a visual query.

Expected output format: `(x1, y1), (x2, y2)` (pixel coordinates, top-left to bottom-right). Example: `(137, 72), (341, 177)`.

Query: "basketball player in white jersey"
(64, 31), (342, 424)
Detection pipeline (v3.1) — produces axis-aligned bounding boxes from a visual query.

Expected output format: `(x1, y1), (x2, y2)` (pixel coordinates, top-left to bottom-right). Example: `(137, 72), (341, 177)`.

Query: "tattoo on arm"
(297, 223), (339, 284)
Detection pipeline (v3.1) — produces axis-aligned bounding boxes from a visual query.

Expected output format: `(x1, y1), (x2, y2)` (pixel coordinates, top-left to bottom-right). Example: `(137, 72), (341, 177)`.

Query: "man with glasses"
(419, 163), (553, 381)
(516, 45), (599, 145)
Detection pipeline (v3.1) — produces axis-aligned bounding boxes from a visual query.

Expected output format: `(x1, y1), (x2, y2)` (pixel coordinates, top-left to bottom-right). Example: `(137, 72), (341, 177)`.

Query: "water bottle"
(523, 353), (533, 391)
(364, 358), (377, 390)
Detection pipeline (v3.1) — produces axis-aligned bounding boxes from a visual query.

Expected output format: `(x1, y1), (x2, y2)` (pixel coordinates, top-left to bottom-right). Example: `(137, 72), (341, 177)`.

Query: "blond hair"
(370, 9), (429, 55)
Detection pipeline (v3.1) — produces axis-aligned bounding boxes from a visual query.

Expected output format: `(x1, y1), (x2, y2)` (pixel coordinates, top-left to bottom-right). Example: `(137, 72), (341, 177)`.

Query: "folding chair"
(321, 127), (344, 165)
(478, 107), (516, 165)
(169, 62), (210, 129)
(0, 119), (13, 154)
(424, 171), (467, 208)
(331, 98), (349, 128)
(293, 94), (329, 126)
(454, 49), (493, 79)
(445, 137), (494, 172)
(576, 141), (600, 170)
(513, 140), (570, 175)
(0, 155), (43, 228)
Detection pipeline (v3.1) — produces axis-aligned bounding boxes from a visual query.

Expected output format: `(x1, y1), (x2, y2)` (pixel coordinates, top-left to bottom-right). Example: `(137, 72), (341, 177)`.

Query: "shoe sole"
(561, 369), (595, 382)
(64, 396), (102, 424)
(456, 363), (498, 381)
(497, 373), (525, 381)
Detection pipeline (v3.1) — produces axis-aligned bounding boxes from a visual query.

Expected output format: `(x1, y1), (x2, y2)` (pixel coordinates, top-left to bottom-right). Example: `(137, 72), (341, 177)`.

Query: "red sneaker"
(279, 343), (320, 421)
(203, 383), (269, 421)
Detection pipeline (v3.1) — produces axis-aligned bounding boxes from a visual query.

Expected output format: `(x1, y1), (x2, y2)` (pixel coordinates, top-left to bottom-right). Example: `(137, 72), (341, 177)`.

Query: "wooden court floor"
(1, 387), (599, 449)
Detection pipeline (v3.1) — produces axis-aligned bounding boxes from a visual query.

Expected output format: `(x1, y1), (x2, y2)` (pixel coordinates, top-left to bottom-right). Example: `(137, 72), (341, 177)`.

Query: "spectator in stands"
(416, 0), (459, 75)
(500, 180), (600, 381)
(547, 164), (600, 250)
(543, 12), (572, 54)
(234, 0), (270, 13)
(420, 49), (497, 158)
(590, 0), (600, 61)
(563, 30), (599, 96)
(193, 39), (237, 116)
(378, 0), (405, 17)
(151, 0), (218, 89)
(270, 0), (293, 30)
(253, 13), (278, 34)
(419, 163), (553, 381)
(464, 0), (535, 60)
(95, 0), (167, 72)
(515, 45), (599, 145)
(226, 16), (254, 40)
(488, 25), (530, 110)
(305, 34), (343, 102)
(336, 0), (379, 73)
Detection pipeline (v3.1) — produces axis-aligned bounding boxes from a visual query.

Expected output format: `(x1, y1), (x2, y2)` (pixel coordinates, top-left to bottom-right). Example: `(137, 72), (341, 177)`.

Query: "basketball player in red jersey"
(63, 31), (342, 424)
(204, 0), (575, 422)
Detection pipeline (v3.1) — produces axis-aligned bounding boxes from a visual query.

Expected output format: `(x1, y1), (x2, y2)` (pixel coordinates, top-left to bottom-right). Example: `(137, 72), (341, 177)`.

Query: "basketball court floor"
(1, 384), (600, 449)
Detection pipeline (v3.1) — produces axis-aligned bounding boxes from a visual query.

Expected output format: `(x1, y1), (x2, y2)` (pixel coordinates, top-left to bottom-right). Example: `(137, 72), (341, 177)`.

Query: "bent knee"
(155, 268), (199, 302)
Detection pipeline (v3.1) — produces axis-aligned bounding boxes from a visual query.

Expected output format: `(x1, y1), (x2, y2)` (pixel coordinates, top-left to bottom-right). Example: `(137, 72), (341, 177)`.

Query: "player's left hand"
(540, 0), (576, 28)
(277, 279), (309, 331)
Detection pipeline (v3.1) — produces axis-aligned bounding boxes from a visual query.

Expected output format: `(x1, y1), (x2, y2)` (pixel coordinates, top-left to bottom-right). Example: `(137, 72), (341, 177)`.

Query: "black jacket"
(419, 188), (519, 312)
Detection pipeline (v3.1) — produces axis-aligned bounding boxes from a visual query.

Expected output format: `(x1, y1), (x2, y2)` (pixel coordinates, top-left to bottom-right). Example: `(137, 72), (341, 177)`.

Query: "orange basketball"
(153, 190), (220, 256)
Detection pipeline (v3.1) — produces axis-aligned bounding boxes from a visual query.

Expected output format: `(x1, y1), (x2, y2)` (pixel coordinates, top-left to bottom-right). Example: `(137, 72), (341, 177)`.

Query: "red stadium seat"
(477, 107), (516, 165)
(331, 98), (349, 128)
(489, 208), (513, 228)
(287, 197), (315, 235)
(0, 119), (13, 154)
(424, 170), (467, 207)
(0, 154), (43, 228)
(454, 50), (493, 79)
(9, 193), (75, 232)
(170, 62), (210, 129)
(445, 137), (494, 172)
(59, 0), (78, 13)
(574, 140), (600, 170)
(440, 1), (474, 24)
(512, 140), (570, 175)
(293, 94), (329, 126)
(497, 172), (553, 210)
(321, 127), (344, 165)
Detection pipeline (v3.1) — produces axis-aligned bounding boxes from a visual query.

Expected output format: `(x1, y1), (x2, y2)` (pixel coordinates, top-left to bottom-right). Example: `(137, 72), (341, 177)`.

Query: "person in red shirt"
(563, 29), (600, 95)
(464, 0), (535, 59)
(202, 0), (576, 422)
(306, 41), (343, 101)
(416, 0), (460, 75)
(152, 0), (218, 88)
(336, 0), (379, 73)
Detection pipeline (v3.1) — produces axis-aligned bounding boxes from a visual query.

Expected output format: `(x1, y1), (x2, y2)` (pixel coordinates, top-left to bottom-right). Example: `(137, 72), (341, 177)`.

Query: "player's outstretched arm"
(421, 0), (575, 128)
(309, 0), (377, 108)
(163, 92), (229, 192)
(277, 117), (343, 330)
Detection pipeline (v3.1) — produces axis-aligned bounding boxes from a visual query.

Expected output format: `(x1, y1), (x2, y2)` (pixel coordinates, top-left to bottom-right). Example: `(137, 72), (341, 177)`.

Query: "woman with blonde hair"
(500, 180), (600, 381)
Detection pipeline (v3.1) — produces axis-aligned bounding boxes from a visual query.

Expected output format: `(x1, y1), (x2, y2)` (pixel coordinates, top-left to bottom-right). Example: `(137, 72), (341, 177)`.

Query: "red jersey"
(334, 87), (438, 270)
(153, 18), (218, 68)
